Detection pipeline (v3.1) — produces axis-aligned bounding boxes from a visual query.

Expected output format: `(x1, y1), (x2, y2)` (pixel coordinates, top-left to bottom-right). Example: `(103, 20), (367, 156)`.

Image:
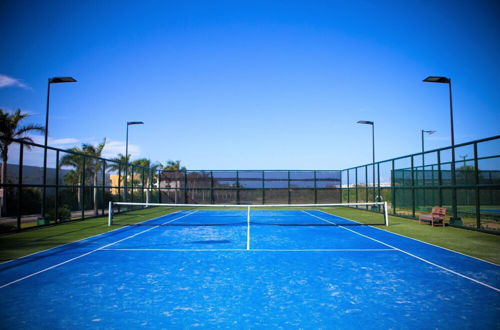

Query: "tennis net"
(108, 202), (389, 227)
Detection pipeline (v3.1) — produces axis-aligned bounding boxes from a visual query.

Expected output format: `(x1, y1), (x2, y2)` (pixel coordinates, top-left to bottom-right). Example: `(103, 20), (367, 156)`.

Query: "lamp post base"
(449, 217), (463, 225)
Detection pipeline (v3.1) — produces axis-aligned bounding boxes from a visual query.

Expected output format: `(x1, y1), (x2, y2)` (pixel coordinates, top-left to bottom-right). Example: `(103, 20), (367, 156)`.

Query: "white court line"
(320, 210), (500, 267)
(302, 210), (500, 293)
(0, 209), (186, 266)
(103, 248), (246, 252)
(0, 211), (198, 289)
(102, 248), (396, 252)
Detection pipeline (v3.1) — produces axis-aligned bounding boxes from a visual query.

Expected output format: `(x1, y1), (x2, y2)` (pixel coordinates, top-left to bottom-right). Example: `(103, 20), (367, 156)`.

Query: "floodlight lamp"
(357, 120), (374, 125)
(423, 76), (450, 84)
(127, 121), (144, 125)
(49, 77), (77, 83)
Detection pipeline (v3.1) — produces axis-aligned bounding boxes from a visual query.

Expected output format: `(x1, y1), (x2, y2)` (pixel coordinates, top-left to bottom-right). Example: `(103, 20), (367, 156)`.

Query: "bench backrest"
(431, 207), (447, 218)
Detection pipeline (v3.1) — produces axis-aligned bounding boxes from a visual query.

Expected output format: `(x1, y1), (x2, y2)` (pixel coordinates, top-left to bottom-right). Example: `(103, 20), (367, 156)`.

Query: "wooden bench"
(419, 207), (447, 226)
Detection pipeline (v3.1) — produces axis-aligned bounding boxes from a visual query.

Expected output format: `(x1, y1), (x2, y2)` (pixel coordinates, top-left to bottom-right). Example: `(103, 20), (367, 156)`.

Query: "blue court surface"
(0, 210), (499, 329)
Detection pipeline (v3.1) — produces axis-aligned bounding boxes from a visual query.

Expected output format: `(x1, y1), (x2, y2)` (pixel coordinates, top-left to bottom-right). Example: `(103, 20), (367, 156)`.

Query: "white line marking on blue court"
(302, 210), (500, 293)
(315, 210), (500, 267)
(101, 248), (396, 252)
(0, 210), (199, 289)
(0, 210), (187, 266)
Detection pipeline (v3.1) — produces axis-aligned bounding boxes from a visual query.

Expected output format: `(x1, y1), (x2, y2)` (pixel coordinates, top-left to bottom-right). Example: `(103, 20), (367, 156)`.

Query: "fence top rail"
(161, 169), (342, 172)
(341, 134), (500, 172)
(113, 202), (386, 207)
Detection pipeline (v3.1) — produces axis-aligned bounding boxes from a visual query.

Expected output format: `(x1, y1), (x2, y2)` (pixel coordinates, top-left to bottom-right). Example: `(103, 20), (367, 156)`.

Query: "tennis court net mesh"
(108, 202), (389, 227)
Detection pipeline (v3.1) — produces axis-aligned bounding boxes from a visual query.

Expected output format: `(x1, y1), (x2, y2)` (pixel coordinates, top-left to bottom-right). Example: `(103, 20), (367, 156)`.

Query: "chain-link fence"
(1, 134), (499, 234)
(0, 137), (160, 232)
(341, 135), (500, 233)
(158, 170), (341, 205)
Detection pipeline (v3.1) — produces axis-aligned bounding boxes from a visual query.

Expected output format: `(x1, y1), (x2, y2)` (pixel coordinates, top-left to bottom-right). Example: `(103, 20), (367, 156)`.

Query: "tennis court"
(0, 204), (499, 329)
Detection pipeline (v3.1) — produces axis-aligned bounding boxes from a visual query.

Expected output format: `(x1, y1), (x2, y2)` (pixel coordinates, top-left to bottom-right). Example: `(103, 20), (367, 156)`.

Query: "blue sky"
(1, 0), (499, 170)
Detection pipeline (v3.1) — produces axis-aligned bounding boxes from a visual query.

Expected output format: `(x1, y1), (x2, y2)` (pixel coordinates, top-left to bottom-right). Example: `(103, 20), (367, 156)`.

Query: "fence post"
(314, 171), (318, 204)
(346, 170), (350, 204)
(473, 143), (480, 229)
(130, 166), (134, 204)
(102, 160), (106, 216)
(338, 170), (342, 204)
(437, 150), (443, 207)
(117, 164), (122, 204)
(391, 159), (396, 215)
(210, 171), (214, 204)
(236, 171), (240, 205)
(55, 150), (60, 221)
(262, 171), (265, 204)
(81, 156), (86, 220)
(287, 171), (291, 204)
(355, 168), (358, 206)
(184, 170), (188, 203)
(158, 170), (162, 204)
(17, 142), (24, 231)
(377, 163), (381, 213)
(411, 155), (415, 218)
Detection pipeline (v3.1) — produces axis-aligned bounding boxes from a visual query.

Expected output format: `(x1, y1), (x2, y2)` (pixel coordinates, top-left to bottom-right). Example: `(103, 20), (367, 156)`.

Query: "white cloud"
(12, 135), (141, 164)
(102, 140), (140, 159)
(0, 74), (29, 89)
(31, 135), (81, 148)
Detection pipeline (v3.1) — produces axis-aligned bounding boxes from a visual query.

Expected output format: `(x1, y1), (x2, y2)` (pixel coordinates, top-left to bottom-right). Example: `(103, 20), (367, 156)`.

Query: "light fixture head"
(357, 120), (374, 125)
(127, 121), (144, 125)
(423, 76), (450, 84)
(49, 77), (77, 83)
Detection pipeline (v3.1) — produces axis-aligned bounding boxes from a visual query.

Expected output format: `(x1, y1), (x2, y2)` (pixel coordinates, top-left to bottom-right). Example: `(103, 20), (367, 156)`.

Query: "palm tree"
(0, 109), (45, 216)
(60, 146), (86, 207)
(82, 139), (106, 215)
(164, 160), (186, 171)
(132, 158), (162, 204)
(108, 153), (129, 199)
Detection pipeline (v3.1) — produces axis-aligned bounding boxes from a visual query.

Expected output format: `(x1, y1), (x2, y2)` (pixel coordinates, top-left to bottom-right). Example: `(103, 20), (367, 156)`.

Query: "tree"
(0, 109), (45, 216)
(82, 139), (106, 215)
(132, 158), (163, 204)
(108, 153), (129, 199)
(164, 160), (186, 171)
(61, 139), (106, 215)
(60, 147), (86, 207)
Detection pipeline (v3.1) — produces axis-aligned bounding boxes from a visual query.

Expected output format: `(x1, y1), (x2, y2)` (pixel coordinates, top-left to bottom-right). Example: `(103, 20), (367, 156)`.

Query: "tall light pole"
(423, 76), (461, 224)
(41, 77), (77, 220)
(125, 121), (144, 201)
(357, 120), (375, 203)
(421, 130), (436, 207)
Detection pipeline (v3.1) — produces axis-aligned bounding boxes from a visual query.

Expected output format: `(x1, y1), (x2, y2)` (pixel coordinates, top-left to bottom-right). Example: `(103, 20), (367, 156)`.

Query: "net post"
(384, 201), (389, 226)
(108, 201), (113, 226)
(246, 206), (251, 250)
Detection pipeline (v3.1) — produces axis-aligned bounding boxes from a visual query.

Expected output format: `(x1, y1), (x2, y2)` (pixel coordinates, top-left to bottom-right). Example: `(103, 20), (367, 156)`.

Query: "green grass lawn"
(1, 207), (499, 264)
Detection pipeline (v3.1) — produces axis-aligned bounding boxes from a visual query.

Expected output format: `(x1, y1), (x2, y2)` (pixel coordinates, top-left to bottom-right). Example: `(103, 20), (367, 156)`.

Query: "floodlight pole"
(124, 121), (144, 201)
(41, 77), (76, 221)
(423, 76), (460, 224)
(357, 120), (376, 203)
(371, 123), (375, 203)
